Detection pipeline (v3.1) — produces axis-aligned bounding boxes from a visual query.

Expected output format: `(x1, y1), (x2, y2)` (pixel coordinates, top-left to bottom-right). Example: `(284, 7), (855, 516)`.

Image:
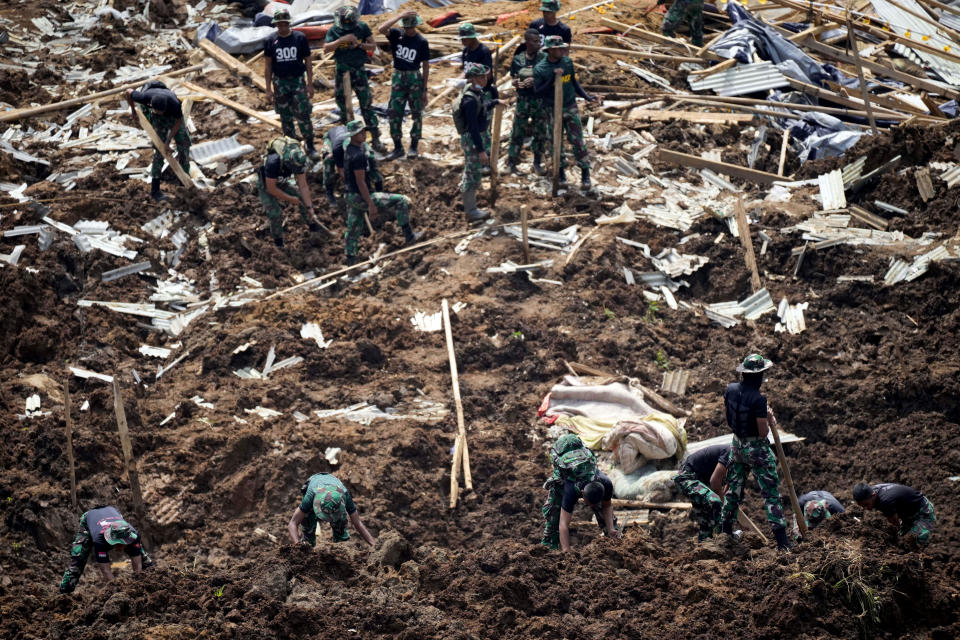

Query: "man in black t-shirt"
(556, 472), (620, 551)
(529, 0), (572, 46)
(59, 505), (152, 593)
(459, 21), (499, 149)
(674, 445), (730, 541)
(126, 81), (191, 201)
(257, 136), (323, 248)
(264, 10), (319, 160)
(854, 482), (936, 546)
(378, 11), (430, 159)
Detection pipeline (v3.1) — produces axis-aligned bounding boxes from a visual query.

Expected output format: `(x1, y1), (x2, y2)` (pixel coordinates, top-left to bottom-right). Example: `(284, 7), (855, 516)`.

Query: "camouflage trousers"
(273, 75), (315, 147)
(335, 64), (379, 130)
(143, 108), (191, 180)
(299, 482), (349, 545)
(59, 512), (151, 593)
(546, 103), (590, 172)
(344, 191), (410, 257)
(662, 0), (704, 47)
(902, 497), (936, 546)
(387, 70), (424, 146)
(674, 469), (722, 541)
(257, 177), (310, 240)
(507, 95), (547, 162)
(540, 479), (564, 549)
(720, 437), (787, 534)
(459, 131), (490, 193)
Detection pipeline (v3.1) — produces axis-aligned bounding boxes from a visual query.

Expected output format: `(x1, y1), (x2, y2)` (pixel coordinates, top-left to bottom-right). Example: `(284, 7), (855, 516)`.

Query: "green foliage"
(644, 300), (660, 323)
(12, 541), (23, 555)
(214, 585), (225, 598)
(603, 307), (616, 320)
(654, 349), (670, 370)
(511, 330), (524, 341)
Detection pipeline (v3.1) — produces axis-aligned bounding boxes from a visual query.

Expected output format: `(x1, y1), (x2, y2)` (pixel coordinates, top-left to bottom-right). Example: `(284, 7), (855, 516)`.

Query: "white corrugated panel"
(687, 61), (789, 96)
(871, 0), (960, 86)
(818, 169), (846, 210)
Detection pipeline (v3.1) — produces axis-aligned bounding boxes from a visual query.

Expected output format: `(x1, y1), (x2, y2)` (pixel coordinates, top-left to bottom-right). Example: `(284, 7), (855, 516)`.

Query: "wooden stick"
(198, 39), (267, 91)
(551, 74), (563, 197)
(489, 103), (504, 205)
(777, 129), (790, 177)
(343, 71), (354, 121)
(769, 416), (808, 538)
(687, 57), (737, 78)
(734, 196), (762, 292)
(112, 379), (145, 522)
(738, 509), (769, 544)
(0, 64), (204, 122)
(63, 380), (78, 512)
(610, 499), (692, 510)
(570, 43), (704, 64)
(426, 84), (457, 111)
(846, 18), (879, 136)
(886, 0), (960, 43)
(134, 109), (195, 189)
(918, 0), (960, 19)
(520, 205), (530, 264)
(247, 50), (265, 66)
(659, 148), (783, 185)
(364, 212), (375, 236)
(180, 81), (282, 129)
(443, 299), (472, 508)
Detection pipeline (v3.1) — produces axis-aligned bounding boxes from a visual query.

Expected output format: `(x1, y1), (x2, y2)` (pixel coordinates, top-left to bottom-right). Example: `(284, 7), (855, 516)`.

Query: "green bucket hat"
(540, 0), (561, 11)
(345, 119), (366, 135)
(336, 5), (359, 28)
(272, 8), (291, 24)
(458, 22), (478, 40)
(543, 35), (566, 49)
(464, 62), (489, 78)
(736, 353), (773, 373)
(401, 14), (423, 28)
(105, 520), (138, 545)
(314, 487), (348, 525)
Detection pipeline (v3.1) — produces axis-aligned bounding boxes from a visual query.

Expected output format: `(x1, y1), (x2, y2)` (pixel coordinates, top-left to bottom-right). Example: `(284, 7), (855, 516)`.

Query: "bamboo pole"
(343, 71), (354, 121)
(734, 196), (762, 292)
(112, 379), (145, 521)
(134, 109), (195, 189)
(63, 380), (78, 512)
(426, 84), (457, 111)
(179, 81), (282, 130)
(520, 205), (530, 264)
(846, 17), (879, 136)
(769, 414), (808, 538)
(198, 39), (267, 91)
(443, 299), (472, 508)
(551, 72), (563, 197)
(488, 103), (504, 205)
(0, 64), (204, 122)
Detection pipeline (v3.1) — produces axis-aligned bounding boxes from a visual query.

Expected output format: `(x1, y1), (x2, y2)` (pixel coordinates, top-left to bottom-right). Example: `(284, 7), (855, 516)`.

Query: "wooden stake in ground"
(488, 103), (504, 205)
(769, 413), (808, 538)
(63, 380), (78, 512)
(520, 205), (530, 263)
(551, 72), (564, 197)
(846, 17), (879, 136)
(777, 129), (790, 177)
(738, 509), (769, 545)
(134, 109), (195, 189)
(442, 299), (472, 508)
(734, 196), (762, 292)
(112, 379), (145, 522)
(343, 72), (354, 121)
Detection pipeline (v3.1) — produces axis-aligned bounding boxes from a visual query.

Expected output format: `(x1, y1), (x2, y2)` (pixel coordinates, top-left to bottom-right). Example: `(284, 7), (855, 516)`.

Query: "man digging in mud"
(59, 505), (152, 593)
(288, 472), (375, 547)
(718, 354), (793, 552)
(673, 444), (729, 542)
(257, 136), (324, 248)
(125, 81), (190, 201)
(797, 489), (845, 533)
(853, 482), (936, 546)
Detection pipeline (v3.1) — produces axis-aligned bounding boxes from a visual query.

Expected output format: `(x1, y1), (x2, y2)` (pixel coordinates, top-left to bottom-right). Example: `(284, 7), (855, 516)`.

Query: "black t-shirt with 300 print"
(264, 31), (311, 78)
(387, 28), (430, 71)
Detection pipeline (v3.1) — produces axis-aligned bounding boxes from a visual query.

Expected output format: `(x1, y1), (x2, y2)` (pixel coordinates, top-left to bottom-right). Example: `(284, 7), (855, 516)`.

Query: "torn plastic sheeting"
(215, 25), (277, 55)
(69, 367), (114, 384)
(301, 322), (333, 348)
(244, 406), (283, 419)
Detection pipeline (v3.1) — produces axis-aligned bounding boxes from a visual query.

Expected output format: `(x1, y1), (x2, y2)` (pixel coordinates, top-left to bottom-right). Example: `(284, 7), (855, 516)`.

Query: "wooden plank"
(135, 109), (195, 189)
(849, 204), (890, 230)
(569, 43), (704, 64)
(180, 81), (282, 130)
(520, 205), (530, 264)
(489, 103), (504, 205)
(112, 379), (145, 522)
(0, 64), (204, 122)
(198, 39), (267, 91)
(342, 71), (354, 121)
(625, 109), (753, 124)
(610, 499), (692, 510)
(687, 57), (736, 78)
(598, 17), (707, 56)
(734, 196), (762, 292)
(825, 80), (934, 117)
(916, 167), (935, 202)
(443, 299), (472, 509)
(784, 77), (905, 118)
(847, 19), (879, 135)
(552, 72), (563, 197)
(777, 129), (790, 176)
(63, 380), (78, 512)
(426, 84), (457, 111)
(658, 148), (783, 185)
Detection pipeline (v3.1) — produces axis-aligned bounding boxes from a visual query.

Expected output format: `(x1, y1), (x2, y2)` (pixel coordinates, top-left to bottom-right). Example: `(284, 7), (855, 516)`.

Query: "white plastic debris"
(300, 322), (333, 348)
(139, 345), (172, 358)
(80, 401), (90, 412)
(69, 367), (114, 384)
(244, 406), (282, 419)
(192, 396), (214, 410)
(324, 447), (342, 465)
(775, 298), (809, 335)
(25, 394), (42, 417)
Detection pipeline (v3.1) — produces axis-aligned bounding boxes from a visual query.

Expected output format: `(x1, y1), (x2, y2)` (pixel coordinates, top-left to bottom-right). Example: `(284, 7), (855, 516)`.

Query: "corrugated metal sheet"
(818, 169), (846, 210)
(841, 155), (867, 187)
(687, 61), (789, 97)
(661, 370), (691, 396)
(940, 164), (960, 187)
(871, 0), (960, 86)
(775, 297), (808, 335)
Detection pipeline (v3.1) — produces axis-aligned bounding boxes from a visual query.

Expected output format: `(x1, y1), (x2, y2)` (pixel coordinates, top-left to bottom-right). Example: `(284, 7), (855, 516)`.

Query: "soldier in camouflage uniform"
(264, 10), (319, 159)
(59, 505), (152, 593)
(379, 11), (431, 159)
(321, 124), (383, 209)
(455, 62), (494, 221)
(288, 472), (376, 546)
(718, 354), (791, 551)
(659, 0), (704, 48)
(342, 120), (423, 264)
(257, 137), (323, 247)
(674, 444), (730, 541)
(854, 482), (936, 546)
(125, 81), (191, 201)
(324, 6), (385, 153)
(507, 29), (548, 175)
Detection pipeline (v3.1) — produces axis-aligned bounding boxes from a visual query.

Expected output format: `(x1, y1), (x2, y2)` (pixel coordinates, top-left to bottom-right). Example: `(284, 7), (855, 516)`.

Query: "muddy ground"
(2, 1), (960, 639)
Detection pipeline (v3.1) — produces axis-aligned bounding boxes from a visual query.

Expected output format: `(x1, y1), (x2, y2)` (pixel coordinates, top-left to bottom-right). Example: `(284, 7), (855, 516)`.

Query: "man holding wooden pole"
(533, 36), (598, 191)
(125, 82), (191, 201)
(717, 354), (793, 552)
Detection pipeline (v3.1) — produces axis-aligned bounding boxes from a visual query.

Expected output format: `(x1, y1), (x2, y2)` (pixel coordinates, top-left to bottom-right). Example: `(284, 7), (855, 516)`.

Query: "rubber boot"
(305, 142), (321, 162)
(407, 140), (419, 158)
(370, 130), (386, 154)
(345, 254), (357, 266)
(462, 188), (490, 222)
(557, 168), (567, 186)
(774, 527), (793, 552)
(402, 223), (424, 245)
(385, 142), (405, 161)
(150, 178), (168, 201)
(326, 185), (337, 207)
(581, 167), (592, 190)
(532, 154), (545, 176)
(508, 158), (520, 175)
(274, 236), (284, 248)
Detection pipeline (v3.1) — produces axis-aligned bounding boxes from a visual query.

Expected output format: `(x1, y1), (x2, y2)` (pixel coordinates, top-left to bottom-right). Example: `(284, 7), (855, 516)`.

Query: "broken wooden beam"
(734, 196), (762, 293)
(658, 148), (783, 186)
(198, 39), (267, 91)
(569, 43), (703, 64)
(180, 81), (281, 130)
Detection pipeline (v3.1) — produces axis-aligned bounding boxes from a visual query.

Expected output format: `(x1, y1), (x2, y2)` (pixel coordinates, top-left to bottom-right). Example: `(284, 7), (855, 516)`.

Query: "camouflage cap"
(804, 499), (831, 527)
(540, 0), (562, 11)
(336, 5), (359, 28)
(345, 119), (366, 135)
(313, 487), (348, 525)
(401, 14), (423, 28)
(464, 62), (489, 78)
(272, 8), (291, 24)
(543, 35), (566, 49)
(736, 353), (773, 373)
(105, 520), (138, 546)
(282, 142), (307, 171)
(458, 22), (479, 40)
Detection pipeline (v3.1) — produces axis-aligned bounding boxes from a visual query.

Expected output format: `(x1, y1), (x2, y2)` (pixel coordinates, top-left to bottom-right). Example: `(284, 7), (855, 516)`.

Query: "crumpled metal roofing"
(870, 0), (960, 87)
(687, 61), (789, 96)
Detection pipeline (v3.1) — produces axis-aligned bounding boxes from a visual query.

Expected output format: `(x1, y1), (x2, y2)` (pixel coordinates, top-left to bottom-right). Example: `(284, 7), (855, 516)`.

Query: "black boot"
(370, 131), (386, 154)
(557, 168), (568, 186)
(274, 236), (284, 248)
(402, 224), (424, 245)
(345, 254), (357, 266)
(774, 527), (793, 552)
(581, 167), (592, 190)
(385, 143), (405, 161)
(533, 154), (545, 176)
(407, 140), (419, 158)
(508, 158), (520, 175)
(150, 178), (168, 201)
(326, 186), (337, 207)
(305, 142), (321, 162)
